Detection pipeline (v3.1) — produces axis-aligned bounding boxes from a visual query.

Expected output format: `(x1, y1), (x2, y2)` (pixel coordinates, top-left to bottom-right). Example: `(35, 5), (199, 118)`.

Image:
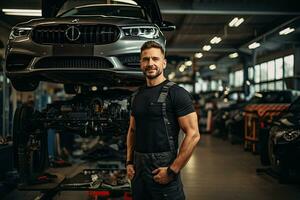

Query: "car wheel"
(11, 79), (39, 91)
(13, 105), (48, 183)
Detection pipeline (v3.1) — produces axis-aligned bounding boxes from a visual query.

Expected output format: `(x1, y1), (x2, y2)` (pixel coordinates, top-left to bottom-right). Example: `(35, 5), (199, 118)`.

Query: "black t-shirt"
(131, 80), (195, 153)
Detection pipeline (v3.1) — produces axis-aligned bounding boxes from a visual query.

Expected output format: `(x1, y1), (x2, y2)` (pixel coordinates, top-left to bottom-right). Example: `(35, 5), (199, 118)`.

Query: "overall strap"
(157, 81), (176, 154)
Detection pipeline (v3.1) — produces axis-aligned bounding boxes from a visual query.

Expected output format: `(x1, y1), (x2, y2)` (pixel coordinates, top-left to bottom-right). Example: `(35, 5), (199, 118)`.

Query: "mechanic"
(126, 41), (200, 200)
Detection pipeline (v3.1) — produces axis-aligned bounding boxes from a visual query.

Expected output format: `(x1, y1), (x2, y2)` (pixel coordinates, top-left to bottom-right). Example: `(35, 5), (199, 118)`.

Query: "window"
(260, 62), (268, 82)
(267, 61), (275, 81)
(254, 65), (260, 83)
(275, 58), (283, 79)
(211, 80), (217, 90)
(268, 82), (275, 90)
(284, 55), (294, 77)
(234, 70), (243, 87)
(248, 67), (254, 80)
(195, 78), (202, 93)
(275, 80), (283, 90)
(261, 83), (268, 91)
(250, 85), (255, 96)
(255, 84), (260, 92)
(229, 72), (234, 86)
(202, 81), (208, 91)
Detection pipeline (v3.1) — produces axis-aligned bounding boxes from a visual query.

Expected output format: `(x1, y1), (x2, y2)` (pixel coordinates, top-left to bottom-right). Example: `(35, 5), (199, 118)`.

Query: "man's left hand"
(152, 167), (173, 184)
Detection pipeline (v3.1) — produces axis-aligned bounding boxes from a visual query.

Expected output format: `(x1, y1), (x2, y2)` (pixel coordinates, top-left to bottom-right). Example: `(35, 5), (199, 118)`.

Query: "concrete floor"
(4, 134), (300, 199)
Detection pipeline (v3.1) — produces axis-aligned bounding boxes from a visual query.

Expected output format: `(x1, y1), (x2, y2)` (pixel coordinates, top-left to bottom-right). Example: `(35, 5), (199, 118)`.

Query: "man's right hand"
(127, 164), (135, 180)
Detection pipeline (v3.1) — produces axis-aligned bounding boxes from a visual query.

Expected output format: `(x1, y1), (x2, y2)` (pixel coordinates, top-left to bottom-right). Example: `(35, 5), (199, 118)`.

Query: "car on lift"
(268, 96), (300, 183)
(9, 0), (175, 186)
(5, 0), (174, 92)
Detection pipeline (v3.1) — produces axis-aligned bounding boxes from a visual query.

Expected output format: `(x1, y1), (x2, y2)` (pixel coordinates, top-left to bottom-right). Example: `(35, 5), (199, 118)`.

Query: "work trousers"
(131, 151), (185, 200)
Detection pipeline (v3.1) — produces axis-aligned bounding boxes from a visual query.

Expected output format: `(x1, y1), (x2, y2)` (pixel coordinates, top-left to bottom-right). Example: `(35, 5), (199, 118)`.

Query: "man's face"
(140, 47), (166, 80)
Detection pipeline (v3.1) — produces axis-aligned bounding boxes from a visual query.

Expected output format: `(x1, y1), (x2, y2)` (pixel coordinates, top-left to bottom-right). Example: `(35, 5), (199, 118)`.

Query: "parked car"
(5, 0), (174, 91)
(268, 96), (300, 183)
(226, 90), (295, 146)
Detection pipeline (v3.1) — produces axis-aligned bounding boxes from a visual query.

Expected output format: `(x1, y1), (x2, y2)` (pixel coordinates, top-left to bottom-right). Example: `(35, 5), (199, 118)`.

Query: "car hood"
(277, 112), (300, 127)
(16, 16), (152, 27)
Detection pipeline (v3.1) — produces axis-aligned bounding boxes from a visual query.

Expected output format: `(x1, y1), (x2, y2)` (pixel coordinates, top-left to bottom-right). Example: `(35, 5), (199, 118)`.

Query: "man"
(126, 41), (200, 200)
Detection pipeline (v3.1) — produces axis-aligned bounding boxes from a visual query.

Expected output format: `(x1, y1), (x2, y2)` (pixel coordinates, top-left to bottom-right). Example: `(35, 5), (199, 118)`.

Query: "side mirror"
(160, 21), (176, 31)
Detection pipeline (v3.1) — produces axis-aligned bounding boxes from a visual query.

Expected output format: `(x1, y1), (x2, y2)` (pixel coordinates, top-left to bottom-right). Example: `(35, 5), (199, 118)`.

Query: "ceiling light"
(91, 86), (98, 91)
(202, 45), (211, 51)
(279, 27), (295, 35)
(194, 52), (203, 58)
(112, 0), (138, 5)
(4, 12), (42, 16)
(248, 42), (260, 49)
(229, 17), (244, 27)
(235, 18), (244, 27)
(229, 52), (239, 58)
(184, 60), (193, 66)
(179, 65), (185, 72)
(210, 36), (222, 44)
(209, 64), (216, 70)
(2, 9), (41, 13)
(2, 9), (42, 16)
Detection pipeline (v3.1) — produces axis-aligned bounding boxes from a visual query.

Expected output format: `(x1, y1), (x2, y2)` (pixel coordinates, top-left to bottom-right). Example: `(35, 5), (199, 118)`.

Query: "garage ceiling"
(0, 0), (299, 81)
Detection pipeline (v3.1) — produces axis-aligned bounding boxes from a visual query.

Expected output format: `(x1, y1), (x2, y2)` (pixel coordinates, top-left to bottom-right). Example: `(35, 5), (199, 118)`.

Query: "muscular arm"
(170, 112), (200, 173)
(126, 115), (136, 162)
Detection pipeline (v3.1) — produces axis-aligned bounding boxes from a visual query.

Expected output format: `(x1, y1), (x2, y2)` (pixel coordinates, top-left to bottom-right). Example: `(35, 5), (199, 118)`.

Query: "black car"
(226, 90), (294, 145)
(268, 97), (300, 183)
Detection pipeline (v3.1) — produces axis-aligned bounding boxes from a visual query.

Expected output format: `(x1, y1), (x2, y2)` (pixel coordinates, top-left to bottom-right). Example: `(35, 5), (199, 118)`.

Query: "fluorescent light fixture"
(202, 45), (211, 51)
(235, 18), (244, 27)
(209, 64), (216, 70)
(210, 36), (222, 44)
(2, 9), (41, 13)
(248, 42), (260, 49)
(229, 52), (239, 58)
(279, 27), (295, 35)
(2, 9), (42, 16)
(184, 60), (193, 66)
(179, 64), (186, 72)
(229, 17), (244, 27)
(112, 0), (138, 5)
(194, 52), (203, 58)
(5, 12), (42, 16)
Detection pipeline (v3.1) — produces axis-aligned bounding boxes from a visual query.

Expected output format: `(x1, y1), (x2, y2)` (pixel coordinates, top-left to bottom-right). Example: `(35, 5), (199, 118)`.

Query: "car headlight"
(283, 130), (300, 142)
(9, 27), (32, 39)
(122, 26), (159, 39)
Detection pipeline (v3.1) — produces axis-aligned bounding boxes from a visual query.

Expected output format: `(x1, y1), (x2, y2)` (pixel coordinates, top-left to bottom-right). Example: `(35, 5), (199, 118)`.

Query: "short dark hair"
(141, 41), (165, 56)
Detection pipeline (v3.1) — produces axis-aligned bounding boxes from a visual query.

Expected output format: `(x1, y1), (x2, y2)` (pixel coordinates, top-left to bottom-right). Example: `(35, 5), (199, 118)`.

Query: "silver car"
(5, 2), (169, 91)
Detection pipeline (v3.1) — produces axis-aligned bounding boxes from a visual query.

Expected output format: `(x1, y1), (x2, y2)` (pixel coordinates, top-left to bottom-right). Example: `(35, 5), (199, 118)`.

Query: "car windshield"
(59, 5), (147, 19)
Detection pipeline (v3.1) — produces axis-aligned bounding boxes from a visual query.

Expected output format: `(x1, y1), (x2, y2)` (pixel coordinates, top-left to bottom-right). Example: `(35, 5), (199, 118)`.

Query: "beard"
(142, 65), (163, 79)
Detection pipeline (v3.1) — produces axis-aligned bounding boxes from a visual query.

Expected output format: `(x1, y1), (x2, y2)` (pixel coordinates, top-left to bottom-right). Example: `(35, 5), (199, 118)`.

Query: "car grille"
(6, 54), (33, 71)
(34, 57), (113, 69)
(117, 53), (140, 68)
(32, 25), (120, 44)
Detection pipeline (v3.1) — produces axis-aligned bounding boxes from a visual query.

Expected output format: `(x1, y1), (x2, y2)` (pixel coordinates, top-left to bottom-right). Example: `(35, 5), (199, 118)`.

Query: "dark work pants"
(131, 151), (185, 200)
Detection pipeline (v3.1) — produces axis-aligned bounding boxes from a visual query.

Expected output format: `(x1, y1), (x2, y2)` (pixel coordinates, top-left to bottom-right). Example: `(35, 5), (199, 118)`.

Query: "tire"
(11, 79), (39, 91)
(13, 105), (48, 183)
